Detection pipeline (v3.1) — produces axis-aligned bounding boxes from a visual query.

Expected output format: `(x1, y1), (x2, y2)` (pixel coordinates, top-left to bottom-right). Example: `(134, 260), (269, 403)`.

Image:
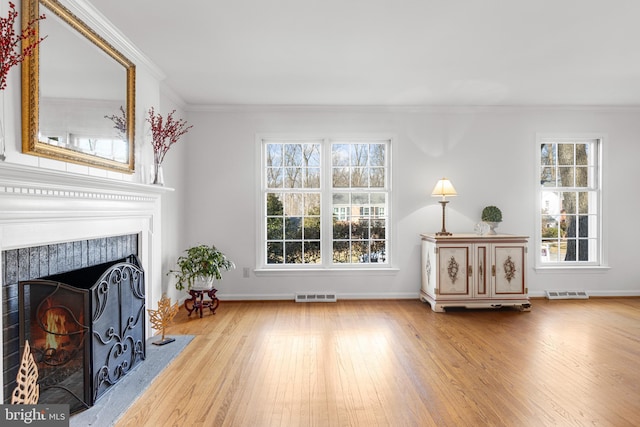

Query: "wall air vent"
(545, 290), (589, 300)
(295, 293), (337, 303)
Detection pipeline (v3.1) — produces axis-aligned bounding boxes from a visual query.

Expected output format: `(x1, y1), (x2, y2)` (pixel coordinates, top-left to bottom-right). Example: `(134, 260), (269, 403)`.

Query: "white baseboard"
(217, 292), (420, 301)
(529, 290), (640, 298)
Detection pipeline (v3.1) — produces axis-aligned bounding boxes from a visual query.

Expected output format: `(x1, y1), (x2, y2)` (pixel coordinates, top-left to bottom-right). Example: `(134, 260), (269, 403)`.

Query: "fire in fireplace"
(19, 255), (145, 414)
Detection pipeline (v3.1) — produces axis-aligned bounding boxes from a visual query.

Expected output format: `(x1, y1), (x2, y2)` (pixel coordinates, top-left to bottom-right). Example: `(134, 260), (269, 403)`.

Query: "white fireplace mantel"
(0, 162), (171, 399)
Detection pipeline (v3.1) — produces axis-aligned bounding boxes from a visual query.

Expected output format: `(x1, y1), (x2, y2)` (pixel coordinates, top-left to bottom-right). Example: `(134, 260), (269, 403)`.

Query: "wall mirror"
(22, 0), (135, 173)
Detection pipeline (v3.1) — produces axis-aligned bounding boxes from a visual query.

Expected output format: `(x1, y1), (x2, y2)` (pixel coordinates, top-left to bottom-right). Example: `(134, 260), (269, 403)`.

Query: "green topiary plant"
(168, 244), (235, 291)
(481, 206), (503, 222)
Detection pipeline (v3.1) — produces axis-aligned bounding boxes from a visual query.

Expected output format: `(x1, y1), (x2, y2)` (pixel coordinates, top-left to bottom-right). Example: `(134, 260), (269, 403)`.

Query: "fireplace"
(19, 255), (145, 413)
(1, 162), (168, 404)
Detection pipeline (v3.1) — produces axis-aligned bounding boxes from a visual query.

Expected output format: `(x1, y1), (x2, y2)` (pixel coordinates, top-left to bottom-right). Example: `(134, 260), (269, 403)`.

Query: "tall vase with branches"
(0, 1), (46, 160)
(146, 107), (193, 185)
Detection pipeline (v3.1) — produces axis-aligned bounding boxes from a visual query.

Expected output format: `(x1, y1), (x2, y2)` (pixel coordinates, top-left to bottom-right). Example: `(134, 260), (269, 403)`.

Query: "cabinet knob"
(492, 265), (496, 276)
(468, 266), (473, 277)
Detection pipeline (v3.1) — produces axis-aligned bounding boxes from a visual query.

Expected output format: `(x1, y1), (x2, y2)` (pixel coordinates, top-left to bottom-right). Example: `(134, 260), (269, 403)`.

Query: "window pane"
(267, 242), (283, 264)
(351, 218), (369, 239)
(267, 167), (283, 188)
(370, 167), (385, 187)
(332, 167), (349, 187)
(267, 144), (282, 167)
(267, 217), (283, 240)
(305, 193), (320, 215)
(371, 219), (386, 239)
(304, 168), (320, 188)
(285, 167), (302, 188)
(540, 167), (555, 186)
(577, 192), (590, 214)
(332, 144), (349, 166)
(285, 217), (302, 239)
(371, 193), (386, 208)
(352, 241), (368, 262)
(557, 167), (574, 187)
(541, 191), (560, 215)
(304, 241), (321, 264)
(540, 143), (556, 166)
(558, 144), (574, 165)
(365, 241), (386, 263)
(575, 143), (589, 166)
(333, 217), (350, 239)
(285, 242), (302, 263)
(284, 144), (302, 166)
(333, 241), (350, 263)
(561, 192), (576, 214)
(304, 144), (321, 167)
(303, 216), (320, 239)
(351, 144), (369, 166)
(353, 192), (369, 206)
(284, 193), (303, 216)
(369, 143), (385, 167)
(266, 193), (284, 215)
(541, 240), (563, 262)
(351, 167), (368, 187)
(575, 166), (588, 187)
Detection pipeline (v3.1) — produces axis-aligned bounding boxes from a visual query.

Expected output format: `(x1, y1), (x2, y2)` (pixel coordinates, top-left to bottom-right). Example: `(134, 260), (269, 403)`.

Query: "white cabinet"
(420, 233), (530, 312)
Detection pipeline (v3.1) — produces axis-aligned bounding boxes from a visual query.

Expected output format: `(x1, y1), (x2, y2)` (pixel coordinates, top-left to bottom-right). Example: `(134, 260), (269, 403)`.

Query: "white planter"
(191, 276), (215, 290)
(484, 221), (500, 235)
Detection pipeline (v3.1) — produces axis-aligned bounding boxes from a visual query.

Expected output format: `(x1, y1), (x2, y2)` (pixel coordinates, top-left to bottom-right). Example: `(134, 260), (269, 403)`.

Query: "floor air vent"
(546, 290), (589, 300)
(295, 293), (337, 303)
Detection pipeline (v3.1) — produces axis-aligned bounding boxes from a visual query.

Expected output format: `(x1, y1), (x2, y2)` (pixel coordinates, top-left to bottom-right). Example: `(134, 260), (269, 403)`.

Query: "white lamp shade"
(431, 178), (457, 197)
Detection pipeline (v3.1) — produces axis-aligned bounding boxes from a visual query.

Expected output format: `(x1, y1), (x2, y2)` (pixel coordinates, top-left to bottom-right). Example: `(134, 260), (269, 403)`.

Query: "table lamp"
(432, 178), (457, 236)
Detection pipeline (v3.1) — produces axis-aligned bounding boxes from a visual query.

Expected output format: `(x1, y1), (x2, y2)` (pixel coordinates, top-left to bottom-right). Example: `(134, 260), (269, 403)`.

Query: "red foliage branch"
(104, 105), (127, 139)
(1, 1), (46, 90)
(146, 107), (193, 165)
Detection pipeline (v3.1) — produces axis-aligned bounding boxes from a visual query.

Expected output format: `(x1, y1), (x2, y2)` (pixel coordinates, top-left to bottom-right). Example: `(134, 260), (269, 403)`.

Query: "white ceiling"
(86, 0), (640, 107)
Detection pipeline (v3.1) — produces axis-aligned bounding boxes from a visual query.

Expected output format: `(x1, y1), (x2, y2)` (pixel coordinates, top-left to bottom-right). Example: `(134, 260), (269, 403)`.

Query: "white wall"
(182, 106), (640, 299)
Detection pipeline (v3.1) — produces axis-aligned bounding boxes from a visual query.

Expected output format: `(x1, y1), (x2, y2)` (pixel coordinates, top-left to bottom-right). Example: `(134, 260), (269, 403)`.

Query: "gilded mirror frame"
(22, 0), (136, 173)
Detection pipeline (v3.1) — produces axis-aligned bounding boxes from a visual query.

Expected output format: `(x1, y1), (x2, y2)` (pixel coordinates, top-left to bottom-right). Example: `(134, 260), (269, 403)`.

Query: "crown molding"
(57, 0), (166, 81)
(185, 103), (640, 114)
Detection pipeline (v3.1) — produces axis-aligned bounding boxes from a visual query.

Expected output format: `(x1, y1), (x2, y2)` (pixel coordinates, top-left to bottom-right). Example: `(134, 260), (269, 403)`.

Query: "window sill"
(254, 267), (400, 277)
(534, 265), (610, 273)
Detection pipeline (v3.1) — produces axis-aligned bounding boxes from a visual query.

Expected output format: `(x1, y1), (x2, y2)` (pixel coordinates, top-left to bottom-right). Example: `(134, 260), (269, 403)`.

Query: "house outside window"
(261, 137), (391, 268)
(537, 136), (602, 266)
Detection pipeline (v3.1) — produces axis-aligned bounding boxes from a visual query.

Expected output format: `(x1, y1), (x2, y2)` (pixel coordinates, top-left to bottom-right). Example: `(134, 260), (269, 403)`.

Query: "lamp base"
(436, 200), (452, 236)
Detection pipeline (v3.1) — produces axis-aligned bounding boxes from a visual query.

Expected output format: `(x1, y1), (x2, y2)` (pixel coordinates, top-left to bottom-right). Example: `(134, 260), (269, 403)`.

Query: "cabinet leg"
(431, 303), (446, 313)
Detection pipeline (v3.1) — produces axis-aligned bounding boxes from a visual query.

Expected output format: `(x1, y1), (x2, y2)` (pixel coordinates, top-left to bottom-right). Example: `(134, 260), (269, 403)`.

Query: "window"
(538, 137), (601, 266)
(262, 138), (390, 268)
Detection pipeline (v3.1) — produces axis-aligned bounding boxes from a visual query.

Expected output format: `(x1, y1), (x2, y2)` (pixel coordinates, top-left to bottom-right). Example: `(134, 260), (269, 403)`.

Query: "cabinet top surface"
(420, 233), (528, 241)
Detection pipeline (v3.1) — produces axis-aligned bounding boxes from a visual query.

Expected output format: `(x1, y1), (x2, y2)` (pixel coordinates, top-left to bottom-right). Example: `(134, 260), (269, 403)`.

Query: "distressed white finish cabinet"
(420, 233), (531, 312)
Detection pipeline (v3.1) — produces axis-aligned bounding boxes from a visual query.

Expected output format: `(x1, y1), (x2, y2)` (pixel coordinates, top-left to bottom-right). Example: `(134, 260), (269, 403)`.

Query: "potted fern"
(481, 206), (502, 235)
(169, 244), (235, 291)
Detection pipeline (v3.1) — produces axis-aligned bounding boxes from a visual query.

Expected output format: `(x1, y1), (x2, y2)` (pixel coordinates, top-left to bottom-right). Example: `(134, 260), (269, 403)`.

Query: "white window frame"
(257, 135), (394, 271)
(535, 133), (606, 270)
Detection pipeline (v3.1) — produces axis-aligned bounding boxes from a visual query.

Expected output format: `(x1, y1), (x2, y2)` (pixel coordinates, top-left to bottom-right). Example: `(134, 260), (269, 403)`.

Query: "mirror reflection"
(22, 0), (135, 172)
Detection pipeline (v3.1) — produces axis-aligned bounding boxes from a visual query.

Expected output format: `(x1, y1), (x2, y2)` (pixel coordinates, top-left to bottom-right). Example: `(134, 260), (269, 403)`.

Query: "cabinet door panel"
(476, 245), (488, 296)
(421, 241), (437, 295)
(437, 246), (469, 295)
(493, 245), (525, 294)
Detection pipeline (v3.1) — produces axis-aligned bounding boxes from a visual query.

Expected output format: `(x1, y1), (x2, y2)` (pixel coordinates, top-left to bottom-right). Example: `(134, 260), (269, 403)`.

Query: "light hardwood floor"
(117, 298), (640, 427)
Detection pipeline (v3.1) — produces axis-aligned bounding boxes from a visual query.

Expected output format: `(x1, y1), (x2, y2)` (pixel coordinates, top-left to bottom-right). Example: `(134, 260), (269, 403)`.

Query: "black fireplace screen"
(19, 255), (145, 414)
